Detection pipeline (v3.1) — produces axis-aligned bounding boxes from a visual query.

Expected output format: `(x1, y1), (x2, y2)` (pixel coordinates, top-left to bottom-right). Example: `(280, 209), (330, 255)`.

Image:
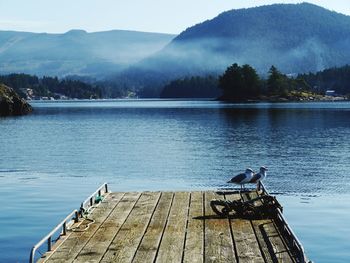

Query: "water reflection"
(1, 100), (350, 262)
(220, 106), (350, 195)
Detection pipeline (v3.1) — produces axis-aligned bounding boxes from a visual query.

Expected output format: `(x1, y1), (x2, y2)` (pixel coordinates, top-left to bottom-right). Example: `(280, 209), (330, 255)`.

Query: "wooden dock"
(33, 187), (308, 263)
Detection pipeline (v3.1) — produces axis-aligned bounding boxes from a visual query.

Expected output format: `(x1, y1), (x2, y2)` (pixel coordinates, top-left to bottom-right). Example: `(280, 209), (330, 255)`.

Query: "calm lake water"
(1, 100), (350, 262)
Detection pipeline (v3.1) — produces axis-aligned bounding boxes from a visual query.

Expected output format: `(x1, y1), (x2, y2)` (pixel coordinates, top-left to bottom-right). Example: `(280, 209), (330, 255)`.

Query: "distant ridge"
(0, 29), (175, 78)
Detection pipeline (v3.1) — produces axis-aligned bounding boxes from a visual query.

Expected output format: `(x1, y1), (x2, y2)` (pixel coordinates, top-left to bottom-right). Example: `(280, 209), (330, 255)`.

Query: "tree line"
(160, 76), (220, 98)
(160, 64), (313, 100)
(0, 73), (102, 99)
(218, 64), (312, 101)
(298, 65), (350, 96)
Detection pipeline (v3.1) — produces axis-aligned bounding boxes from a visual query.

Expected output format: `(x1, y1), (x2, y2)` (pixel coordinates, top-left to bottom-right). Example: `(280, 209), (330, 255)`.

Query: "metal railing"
(29, 209), (79, 263)
(80, 182), (109, 213)
(29, 183), (109, 263)
(258, 181), (308, 263)
(275, 208), (308, 263)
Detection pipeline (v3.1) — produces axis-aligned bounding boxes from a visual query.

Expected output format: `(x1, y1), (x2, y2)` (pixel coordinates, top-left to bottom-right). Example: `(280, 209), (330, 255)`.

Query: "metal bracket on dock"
(29, 182), (109, 263)
(79, 182), (109, 216)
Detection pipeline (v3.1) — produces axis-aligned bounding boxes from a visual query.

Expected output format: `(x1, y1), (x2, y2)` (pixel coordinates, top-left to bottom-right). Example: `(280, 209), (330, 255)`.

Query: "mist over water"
(0, 100), (350, 262)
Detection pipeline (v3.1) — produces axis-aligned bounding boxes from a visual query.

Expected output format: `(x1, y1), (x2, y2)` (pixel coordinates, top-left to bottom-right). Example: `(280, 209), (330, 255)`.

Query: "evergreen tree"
(267, 65), (288, 96)
(160, 75), (219, 98)
(241, 64), (260, 97)
(219, 63), (261, 100)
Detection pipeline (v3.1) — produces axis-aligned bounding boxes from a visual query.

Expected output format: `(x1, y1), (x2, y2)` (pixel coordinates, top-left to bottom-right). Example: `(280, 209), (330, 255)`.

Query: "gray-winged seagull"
(227, 168), (255, 190)
(250, 166), (268, 184)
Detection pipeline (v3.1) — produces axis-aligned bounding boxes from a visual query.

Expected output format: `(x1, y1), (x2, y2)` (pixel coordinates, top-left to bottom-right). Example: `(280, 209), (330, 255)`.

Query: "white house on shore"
(326, 90), (336, 96)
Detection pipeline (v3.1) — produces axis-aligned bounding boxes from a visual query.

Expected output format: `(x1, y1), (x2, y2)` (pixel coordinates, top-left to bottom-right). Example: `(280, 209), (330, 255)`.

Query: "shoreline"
(218, 95), (349, 103)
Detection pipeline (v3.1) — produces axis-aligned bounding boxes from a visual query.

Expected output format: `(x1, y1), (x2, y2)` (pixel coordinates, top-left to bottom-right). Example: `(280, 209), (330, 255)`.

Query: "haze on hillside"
(2, 2), (350, 95)
(128, 3), (350, 83)
(0, 30), (175, 78)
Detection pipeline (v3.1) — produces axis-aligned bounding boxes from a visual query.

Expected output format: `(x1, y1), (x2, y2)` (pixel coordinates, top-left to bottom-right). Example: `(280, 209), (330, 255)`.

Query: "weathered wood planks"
(248, 191), (295, 263)
(204, 191), (236, 263)
(41, 192), (125, 263)
(100, 192), (161, 262)
(73, 192), (141, 263)
(42, 190), (298, 263)
(225, 192), (265, 263)
(183, 192), (204, 263)
(155, 192), (190, 263)
(132, 192), (173, 263)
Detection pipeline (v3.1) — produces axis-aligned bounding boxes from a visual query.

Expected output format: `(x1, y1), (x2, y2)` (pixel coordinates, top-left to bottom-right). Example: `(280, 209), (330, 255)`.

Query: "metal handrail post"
(258, 181), (307, 262)
(48, 236), (52, 251)
(29, 183), (109, 263)
(29, 209), (79, 263)
(80, 182), (108, 211)
(275, 209), (307, 263)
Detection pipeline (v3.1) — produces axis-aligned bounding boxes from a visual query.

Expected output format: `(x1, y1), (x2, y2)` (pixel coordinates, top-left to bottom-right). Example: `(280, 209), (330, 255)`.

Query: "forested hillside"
(299, 65), (350, 95)
(122, 3), (350, 96)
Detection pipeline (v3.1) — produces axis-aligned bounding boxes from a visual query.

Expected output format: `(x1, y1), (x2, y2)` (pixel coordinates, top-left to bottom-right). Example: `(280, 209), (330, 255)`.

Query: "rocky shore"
(0, 84), (32, 116)
(219, 90), (348, 103)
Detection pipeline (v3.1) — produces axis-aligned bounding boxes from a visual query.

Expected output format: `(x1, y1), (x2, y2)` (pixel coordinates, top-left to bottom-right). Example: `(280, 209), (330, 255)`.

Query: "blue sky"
(0, 0), (349, 34)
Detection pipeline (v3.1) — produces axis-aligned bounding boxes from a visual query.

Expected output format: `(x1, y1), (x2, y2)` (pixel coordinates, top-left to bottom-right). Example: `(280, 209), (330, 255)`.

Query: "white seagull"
(227, 168), (255, 190)
(250, 166), (268, 184)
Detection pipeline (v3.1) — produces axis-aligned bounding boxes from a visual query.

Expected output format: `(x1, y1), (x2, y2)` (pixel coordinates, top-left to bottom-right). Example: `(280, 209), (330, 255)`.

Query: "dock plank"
(37, 190), (306, 263)
(155, 192), (190, 263)
(251, 220), (276, 263)
(225, 192), (265, 263)
(260, 221), (294, 263)
(183, 191), (204, 263)
(132, 192), (173, 263)
(44, 192), (124, 263)
(247, 191), (294, 263)
(204, 191), (236, 263)
(100, 192), (161, 262)
(244, 189), (276, 263)
(72, 192), (141, 263)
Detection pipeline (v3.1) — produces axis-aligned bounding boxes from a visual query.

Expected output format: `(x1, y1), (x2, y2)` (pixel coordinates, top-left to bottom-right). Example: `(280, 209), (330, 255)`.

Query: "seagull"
(249, 166), (268, 184)
(227, 168), (255, 190)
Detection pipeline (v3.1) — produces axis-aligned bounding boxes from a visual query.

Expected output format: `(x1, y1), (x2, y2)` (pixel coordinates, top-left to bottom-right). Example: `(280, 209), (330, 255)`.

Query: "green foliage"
(0, 73), (102, 99)
(267, 66), (312, 96)
(298, 65), (350, 95)
(159, 2), (350, 76)
(219, 63), (260, 100)
(267, 66), (289, 96)
(160, 76), (219, 98)
(218, 63), (314, 101)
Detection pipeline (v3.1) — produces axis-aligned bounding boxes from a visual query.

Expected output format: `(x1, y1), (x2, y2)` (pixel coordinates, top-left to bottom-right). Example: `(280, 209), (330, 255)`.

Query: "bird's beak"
(227, 180), (232, 183)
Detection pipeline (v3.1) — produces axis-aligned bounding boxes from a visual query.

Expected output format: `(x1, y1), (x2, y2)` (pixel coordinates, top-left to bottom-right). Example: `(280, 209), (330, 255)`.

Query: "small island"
(218, 64), (321, 102)
(0, 84), (32, 117)
(158, 63), (350, 102)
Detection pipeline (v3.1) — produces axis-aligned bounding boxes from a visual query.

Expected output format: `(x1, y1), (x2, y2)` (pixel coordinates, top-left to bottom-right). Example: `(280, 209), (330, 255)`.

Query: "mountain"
(124, 3), (350, 90)
(0, 29), (175, 78)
